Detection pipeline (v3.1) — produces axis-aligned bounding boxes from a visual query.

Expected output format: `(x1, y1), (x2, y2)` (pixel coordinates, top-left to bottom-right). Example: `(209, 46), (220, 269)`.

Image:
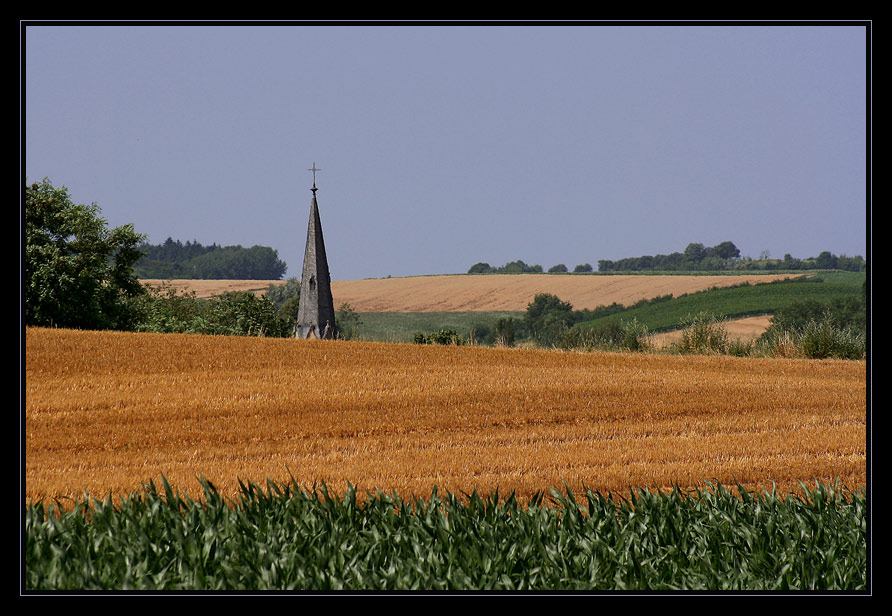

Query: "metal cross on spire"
(308, 162), (321, 190)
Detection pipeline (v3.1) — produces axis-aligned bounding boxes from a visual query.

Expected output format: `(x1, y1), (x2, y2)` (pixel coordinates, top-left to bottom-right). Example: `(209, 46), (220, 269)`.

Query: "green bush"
(796, 314), (866, 360)
(336, 303), (363, 341)
(559, 318), (650, 353)
(670, 312), (730, 355)
(413, 329), (464, 345)
(493, 317), (517, 347)
(133, 284), (292, 338)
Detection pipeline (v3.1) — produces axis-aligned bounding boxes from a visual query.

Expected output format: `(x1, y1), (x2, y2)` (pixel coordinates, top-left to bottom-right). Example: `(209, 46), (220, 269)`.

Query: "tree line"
(598, 241), (865, 272)
(470, 241), (866, 274)
(468, 260), (593, 274)
(134, 238), (287, 280)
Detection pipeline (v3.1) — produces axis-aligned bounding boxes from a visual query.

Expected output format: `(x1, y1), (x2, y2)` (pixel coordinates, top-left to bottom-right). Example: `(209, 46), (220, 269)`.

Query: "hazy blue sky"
(24, 23), (869, 281)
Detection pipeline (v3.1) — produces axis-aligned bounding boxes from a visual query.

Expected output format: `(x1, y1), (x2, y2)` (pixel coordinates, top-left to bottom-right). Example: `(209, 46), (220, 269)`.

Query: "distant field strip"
(330, 274), (800, 312)
(141, 274), (799, 311)
(25, 327), (865, 504)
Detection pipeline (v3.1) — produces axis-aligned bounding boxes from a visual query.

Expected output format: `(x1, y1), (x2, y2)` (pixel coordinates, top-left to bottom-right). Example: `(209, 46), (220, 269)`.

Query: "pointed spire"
(295, 164), (338, 340)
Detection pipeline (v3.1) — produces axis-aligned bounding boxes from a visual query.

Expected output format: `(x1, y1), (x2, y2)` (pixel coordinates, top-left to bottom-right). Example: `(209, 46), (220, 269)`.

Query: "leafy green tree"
(712, 241), (741, 260)
(468, 262), (493, 274)
(815, 251), (839, 270)
(209, 292), (291, 337)
(548, 264), (568, 273)
(502, 260), (530, 274)
(132, 283), (211, 334)
(134, 240), (287, 279)
(266, 277), (301, 309)
(525, 293), (575, 347)
(25, 179), (146, 330)
(573, 263), (593, 273)
(684, 242), (707, 263)
(277, 295), (301, 331)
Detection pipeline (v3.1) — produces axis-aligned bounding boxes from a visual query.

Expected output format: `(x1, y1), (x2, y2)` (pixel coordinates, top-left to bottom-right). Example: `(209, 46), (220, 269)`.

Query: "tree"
(266, 277), (301, 309)
(525, 293), (574, 347)
(815, 251), (839, 270)
(548, 264), (568, 273)
(684, 242), (707, 263)
(25, 179), (146, 330)
(712, 241), (741, 260)
(573, 263), (593, 273)
(503, 260), (530, 274)
(468, 262), (493, 274)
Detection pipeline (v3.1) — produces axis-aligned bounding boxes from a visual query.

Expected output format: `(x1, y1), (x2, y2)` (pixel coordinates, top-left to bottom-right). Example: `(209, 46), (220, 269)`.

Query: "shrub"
(755, 328), (800, 359)
(492, 318), (516, 347)
(336, 303), (363, 341)
(727, 338), (755, 358)
(797, 313), (866, 360)
(134, 284), (292, 337)
(755, 312), (865, 360)
(414, 329), (464, 346)
(670, 312), (729, 355)
(619, 318), (651, 352)
(559, 318), (649, 353)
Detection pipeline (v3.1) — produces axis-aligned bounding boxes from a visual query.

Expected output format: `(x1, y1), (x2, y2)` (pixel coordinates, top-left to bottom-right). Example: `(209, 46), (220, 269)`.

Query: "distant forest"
(133, 238), (287, 280)
(470, 242), (866, 274)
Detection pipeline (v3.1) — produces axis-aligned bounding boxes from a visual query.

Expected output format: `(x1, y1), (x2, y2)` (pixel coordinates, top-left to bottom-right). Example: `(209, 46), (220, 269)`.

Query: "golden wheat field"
(142, 273), (799, 311)
(25, 327), (865, 504)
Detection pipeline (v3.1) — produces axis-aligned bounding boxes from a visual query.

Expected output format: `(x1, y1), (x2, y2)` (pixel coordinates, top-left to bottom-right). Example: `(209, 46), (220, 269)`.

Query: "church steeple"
(295, 163), (338, 340)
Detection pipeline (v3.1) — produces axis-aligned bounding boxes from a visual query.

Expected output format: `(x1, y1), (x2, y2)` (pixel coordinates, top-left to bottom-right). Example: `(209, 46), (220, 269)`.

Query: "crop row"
(25, 476), (866, 591)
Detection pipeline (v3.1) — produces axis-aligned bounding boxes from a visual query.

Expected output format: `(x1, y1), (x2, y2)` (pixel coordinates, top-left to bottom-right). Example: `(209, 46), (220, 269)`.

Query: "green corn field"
(24, 477), (866, 592)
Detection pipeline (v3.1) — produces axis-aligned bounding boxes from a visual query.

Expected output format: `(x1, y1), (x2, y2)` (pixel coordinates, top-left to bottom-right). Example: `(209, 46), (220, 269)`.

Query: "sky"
(23, 22), (870, 281)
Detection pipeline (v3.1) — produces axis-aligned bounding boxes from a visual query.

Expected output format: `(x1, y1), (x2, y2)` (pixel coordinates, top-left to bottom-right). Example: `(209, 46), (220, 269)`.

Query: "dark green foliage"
(265, 277), (301, 309)
(209, 292), (292, 338)
(547, 264), (568, 273)
(764, 296), (866, 334)
(276, 296), (301, 327)
(669, 312), (731, 355)
(336, 303), (363, 340)
(413, 329), (464, 345)
(357, 312), (522, 344)
(597, 241), (865, 272)
(559, 318), (649, 352)
(25, 178), (147, 330)
(755, 286), (867, 359)
(468, 321), (493, 345)
(24, 478), (866, 591)
(467, 260), (543, 274)
(493, 317), (517, 347)
(577, 276), (864, 334)
(265, 277), (301, 327)
(134, 238), (287, 280)
(468, 262), (493, 274)
(525, 293), (575, 348)
(573, 263), (594, 273)
(133, 285), (293, 337)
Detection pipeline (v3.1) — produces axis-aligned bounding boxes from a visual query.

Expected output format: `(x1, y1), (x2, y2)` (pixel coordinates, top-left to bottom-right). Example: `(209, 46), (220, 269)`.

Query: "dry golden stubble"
(25, 327), (865, 503)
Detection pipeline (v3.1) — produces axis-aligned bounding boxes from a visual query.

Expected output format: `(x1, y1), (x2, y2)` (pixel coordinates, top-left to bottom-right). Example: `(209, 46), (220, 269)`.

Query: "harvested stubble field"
(142, 273), (799, 311)
(25, 327), (866, 505)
